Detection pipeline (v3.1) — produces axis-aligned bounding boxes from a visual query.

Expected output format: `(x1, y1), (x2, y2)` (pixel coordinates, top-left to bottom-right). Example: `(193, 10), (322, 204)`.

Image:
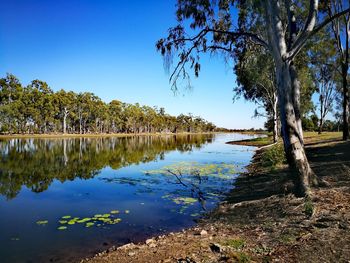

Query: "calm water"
(0, 133), (256, 263)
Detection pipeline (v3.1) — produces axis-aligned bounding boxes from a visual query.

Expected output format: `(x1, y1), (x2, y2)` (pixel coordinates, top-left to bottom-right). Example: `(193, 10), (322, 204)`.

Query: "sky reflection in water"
(0, 133), (256, 263)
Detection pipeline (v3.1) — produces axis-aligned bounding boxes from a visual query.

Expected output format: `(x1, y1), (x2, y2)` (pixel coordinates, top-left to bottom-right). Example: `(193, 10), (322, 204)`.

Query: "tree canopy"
(0, 73), (216, 135)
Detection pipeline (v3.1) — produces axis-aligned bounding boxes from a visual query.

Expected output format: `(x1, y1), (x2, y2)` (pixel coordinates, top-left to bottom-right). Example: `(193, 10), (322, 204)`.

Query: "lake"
(0, 133), (257, 263)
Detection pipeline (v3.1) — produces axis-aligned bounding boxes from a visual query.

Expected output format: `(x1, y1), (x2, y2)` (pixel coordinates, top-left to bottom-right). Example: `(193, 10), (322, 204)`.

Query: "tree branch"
(287, 7), (350, 60)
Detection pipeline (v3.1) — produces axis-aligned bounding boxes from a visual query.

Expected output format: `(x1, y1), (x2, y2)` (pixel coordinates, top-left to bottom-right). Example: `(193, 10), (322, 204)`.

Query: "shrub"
(261, 143), (287, 168)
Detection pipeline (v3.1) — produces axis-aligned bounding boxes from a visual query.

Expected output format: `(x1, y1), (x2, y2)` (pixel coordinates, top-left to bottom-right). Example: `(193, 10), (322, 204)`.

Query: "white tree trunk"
(273, 92), (278, 143)
(264, 0), (317, 196)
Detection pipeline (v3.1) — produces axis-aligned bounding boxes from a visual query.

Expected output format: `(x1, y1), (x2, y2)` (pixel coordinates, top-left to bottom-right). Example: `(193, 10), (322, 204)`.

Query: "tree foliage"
(0, 73), (216, 134)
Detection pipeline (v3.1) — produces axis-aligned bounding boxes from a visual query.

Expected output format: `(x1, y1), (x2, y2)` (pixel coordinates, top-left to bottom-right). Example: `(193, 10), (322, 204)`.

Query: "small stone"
(146, 238), (155, 245)
(149, 243), (157, 248)
(128, 252), (136, 257)
(118, 243), (135, 250)
(200, 230), (208, 236)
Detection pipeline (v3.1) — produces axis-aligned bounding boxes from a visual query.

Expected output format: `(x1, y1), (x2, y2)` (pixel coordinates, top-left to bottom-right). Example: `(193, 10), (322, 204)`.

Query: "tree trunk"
(290, 63), (304, 142)
(79, 115), (82, 134)
(272, 91), (278, 143)
(319, 95), (324, 134)
(342, 63), (349, 140)
(63, 107), (67, 134)
(319, 118), (324, 134)
(264, 0), (316, 197)
(276, 61), (316, 197)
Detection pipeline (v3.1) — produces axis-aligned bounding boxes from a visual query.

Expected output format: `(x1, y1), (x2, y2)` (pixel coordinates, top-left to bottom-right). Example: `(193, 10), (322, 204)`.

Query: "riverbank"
(83, 132), (350, 263)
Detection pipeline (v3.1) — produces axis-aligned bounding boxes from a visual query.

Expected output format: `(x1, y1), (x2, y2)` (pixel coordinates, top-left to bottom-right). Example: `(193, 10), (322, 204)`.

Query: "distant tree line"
(0, 74), (216, 134)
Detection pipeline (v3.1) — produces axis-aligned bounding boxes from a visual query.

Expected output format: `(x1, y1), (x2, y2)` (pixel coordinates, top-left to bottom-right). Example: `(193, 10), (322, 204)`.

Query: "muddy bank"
(83, 139), (350, 263)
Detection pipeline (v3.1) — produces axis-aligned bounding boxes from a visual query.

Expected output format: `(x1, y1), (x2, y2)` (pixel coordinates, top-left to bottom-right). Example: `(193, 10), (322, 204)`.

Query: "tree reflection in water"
(0, 134), (213, 199)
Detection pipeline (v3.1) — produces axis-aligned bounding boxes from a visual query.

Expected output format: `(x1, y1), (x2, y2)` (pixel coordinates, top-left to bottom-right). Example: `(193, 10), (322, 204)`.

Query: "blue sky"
(0, 0), (264, 129)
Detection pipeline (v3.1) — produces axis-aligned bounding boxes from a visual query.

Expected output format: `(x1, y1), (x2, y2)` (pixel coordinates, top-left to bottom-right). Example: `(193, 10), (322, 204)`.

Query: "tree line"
(0, 74), (216, 134)
(157, 0), (350, 196)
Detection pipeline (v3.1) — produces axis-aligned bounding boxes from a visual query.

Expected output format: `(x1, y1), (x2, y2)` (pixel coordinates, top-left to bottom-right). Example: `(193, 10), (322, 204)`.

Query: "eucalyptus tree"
(0, 74), (23, 133)
(309, 29), (339, 134)
(321, 0), (350, 140)
(316, 65), (337, 133)
(108, 100), (124, 133)
(55, 89), (75, 134)
(234, 47), (279, 142)
(0, 74), (217, 135)
(28, 80), (55, 133)
(157, 0), (350, 196)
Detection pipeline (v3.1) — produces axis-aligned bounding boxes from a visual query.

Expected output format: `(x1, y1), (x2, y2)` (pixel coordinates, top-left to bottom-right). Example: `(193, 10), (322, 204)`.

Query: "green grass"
(304, 132), (342, 144)
(229, 136), (274, 147)
(224, 238), (245, 249)
(236, 252), (251, 263)
(247, 136), (274, 146)
(304, 198), (314, 217)
(260, 143), (287, 168)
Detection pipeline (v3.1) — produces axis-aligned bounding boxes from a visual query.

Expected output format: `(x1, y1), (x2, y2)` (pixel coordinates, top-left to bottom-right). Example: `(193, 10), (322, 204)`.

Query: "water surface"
(0, 133), (256, 263)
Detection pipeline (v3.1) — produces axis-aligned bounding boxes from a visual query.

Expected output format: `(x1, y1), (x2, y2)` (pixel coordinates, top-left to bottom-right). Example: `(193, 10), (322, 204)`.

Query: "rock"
(118, 243), (136, 250)
(338, 222), (348, 229)
(146, 238), (155, 245)
(177, 257), (196, 263)
(200, 230), (208, 236)
(149, 243), (157, 248)
(128, 251), (136, 257)
(210, 243), (223, 253)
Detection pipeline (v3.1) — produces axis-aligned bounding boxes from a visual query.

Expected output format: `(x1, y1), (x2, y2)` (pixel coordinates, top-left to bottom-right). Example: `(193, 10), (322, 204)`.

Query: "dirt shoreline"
(83, 136), (350, 263)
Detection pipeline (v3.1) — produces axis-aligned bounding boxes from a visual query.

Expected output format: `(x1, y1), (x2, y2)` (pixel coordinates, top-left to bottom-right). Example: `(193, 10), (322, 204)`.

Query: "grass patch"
(304, 198), (314, 217)
(279, 233), (296, 244)
(236, 252), (251, 263)
(304, 132), (342, 144)
(229, 136), (273, 147)
(224, 238), (245, 249)
(260, 143), (286, 168)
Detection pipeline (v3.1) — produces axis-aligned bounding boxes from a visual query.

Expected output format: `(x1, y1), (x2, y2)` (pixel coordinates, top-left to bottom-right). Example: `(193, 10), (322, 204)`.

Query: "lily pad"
(58, 226), (67, 230)
(36, 220), (48, 225)
(173, 197), (197, 205)
(125, 210), (130, 214)
(190, 213), (200, 217)
(101, 213), (111, 218)
(110, 210), (119, 214)
(61, 216), (71, 219)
